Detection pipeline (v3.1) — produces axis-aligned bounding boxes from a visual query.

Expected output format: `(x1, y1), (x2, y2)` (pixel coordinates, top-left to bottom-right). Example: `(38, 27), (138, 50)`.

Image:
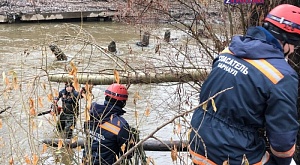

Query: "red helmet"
(264, 4), (300, 35)
(105, 83), (128, 101)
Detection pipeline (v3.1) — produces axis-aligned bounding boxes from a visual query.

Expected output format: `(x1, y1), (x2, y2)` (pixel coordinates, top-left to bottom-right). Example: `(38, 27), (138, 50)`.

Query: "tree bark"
(48, 70), (209, 85)
(42, 138), (188, 151)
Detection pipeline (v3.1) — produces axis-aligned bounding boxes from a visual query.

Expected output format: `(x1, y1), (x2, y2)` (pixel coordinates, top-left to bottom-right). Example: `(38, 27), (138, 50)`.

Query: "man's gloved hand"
(53, 98), (58, 105)
(50, 104), (62, 115)
(80, 87), (87, 94)
(50, 104), (56, 109)
(80, 87), (87, 99)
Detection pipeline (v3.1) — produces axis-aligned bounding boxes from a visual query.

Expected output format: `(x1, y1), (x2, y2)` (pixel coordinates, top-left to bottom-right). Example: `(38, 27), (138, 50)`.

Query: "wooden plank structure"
(42, 138), (188, 151)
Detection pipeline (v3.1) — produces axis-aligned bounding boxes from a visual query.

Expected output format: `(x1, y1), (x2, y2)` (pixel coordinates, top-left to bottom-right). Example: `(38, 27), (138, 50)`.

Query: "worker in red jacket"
(189, 4), (300, 165)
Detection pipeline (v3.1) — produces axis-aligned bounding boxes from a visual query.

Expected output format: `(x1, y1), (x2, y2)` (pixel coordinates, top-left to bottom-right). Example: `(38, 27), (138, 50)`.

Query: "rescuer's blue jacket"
(83, 101), (132, 165)
(55, 88), (80, 114)
(189, 26), (299, 165)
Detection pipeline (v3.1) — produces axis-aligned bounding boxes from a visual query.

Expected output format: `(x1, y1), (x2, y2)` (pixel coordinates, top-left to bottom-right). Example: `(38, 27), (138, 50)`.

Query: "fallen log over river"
(42, 138), (188, 151)
(48, 70), (209, 85)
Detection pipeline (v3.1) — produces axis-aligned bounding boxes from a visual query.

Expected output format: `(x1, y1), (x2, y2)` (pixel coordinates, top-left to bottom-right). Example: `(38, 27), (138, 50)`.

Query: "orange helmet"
(264, 4), (300, 45)
(265, 4), (300, 35)
(105, 83), (128, 101)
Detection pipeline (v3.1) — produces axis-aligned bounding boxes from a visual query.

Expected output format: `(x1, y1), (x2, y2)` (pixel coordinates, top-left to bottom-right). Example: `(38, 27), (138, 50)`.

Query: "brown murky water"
(0, 22), (206, 164)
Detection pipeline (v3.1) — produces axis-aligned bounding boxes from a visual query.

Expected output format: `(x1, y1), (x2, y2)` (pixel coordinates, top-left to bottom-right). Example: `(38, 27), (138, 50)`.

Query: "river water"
(0, 22), (211, 165)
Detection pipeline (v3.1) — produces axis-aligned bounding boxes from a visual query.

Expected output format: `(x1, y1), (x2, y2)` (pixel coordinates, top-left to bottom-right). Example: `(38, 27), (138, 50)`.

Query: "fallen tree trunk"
(48, 70), (209, 85)
(42, 138), (188, 151)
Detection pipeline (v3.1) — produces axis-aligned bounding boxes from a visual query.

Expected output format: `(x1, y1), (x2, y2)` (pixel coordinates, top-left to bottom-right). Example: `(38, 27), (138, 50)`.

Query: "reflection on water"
(0, 22), (205, 164)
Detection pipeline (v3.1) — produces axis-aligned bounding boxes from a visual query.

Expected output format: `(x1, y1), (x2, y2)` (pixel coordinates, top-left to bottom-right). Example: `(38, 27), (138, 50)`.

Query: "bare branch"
(113, 86), (233, 165)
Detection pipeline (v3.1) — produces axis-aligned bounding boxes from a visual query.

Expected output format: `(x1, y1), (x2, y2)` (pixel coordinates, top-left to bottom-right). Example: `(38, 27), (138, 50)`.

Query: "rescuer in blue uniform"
(53, 82), (84, 139)
(83, 83), (133, 165)
(189, 4), (300, 165)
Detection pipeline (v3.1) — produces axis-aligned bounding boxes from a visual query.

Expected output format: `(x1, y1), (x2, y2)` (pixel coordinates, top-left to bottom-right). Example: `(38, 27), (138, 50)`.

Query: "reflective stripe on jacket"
(189, 147), (270, 165)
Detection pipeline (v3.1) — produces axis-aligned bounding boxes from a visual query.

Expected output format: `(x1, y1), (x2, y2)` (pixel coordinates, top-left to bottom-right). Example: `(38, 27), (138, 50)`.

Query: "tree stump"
(136, 32), (150, 47)
(164, 30), (171, 42)
(108, 41), (116, 52)
(49, 44), (68, 61)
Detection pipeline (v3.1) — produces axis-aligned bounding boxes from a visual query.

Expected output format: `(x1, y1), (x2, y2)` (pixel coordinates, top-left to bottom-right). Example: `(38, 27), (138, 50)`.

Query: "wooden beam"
(48, 70), (209, 85)
(42, 138), (188, 151)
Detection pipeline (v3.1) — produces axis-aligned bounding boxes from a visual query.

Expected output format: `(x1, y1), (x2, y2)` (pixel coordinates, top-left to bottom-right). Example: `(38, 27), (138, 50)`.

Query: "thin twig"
(0, 106), (11, 114)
